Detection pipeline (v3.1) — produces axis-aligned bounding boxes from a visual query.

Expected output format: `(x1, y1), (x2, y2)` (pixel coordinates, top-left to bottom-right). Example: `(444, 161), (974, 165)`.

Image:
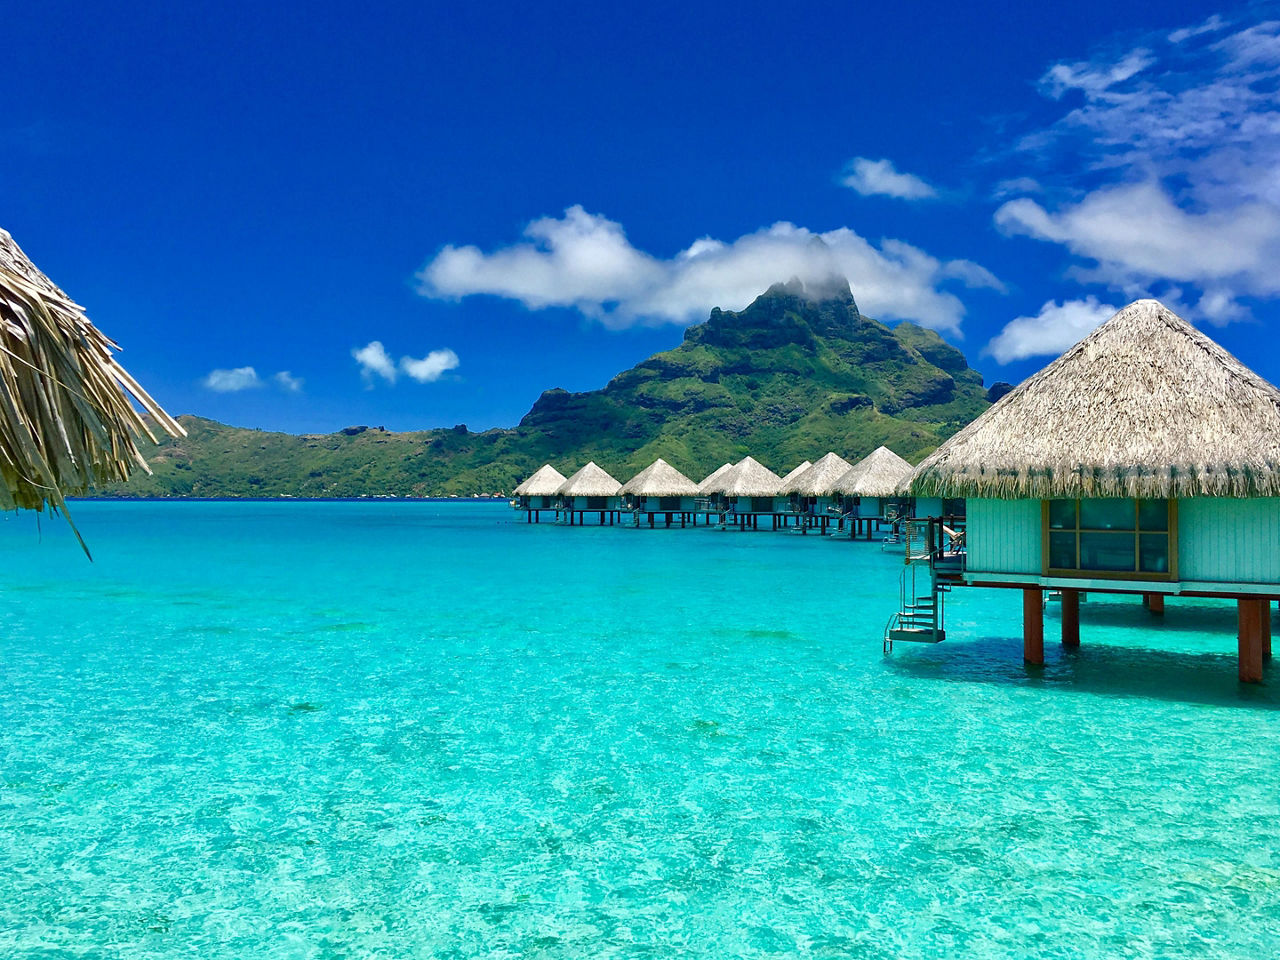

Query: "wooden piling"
(1061, 589), (1080, 648)
(1144, 592), (1165, 615)
(1239, 598), (1264, 683)
(1023, 588), (1044, 665)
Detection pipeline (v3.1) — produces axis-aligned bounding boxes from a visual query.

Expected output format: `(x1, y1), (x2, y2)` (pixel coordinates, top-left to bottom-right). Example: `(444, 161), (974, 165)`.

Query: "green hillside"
(101, 279), (993, 498)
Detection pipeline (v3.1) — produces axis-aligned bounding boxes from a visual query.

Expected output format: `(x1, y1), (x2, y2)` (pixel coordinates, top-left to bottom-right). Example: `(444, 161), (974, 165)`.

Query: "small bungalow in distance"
(619, 458), (701, 527)
(512, 464), (566, 523)
(902, 299), (1280, 683)
(833, 446), (913, 538)
(781, 452), (853, 534)
(555, 462), (623, 525)
(706, 456), (784, 530)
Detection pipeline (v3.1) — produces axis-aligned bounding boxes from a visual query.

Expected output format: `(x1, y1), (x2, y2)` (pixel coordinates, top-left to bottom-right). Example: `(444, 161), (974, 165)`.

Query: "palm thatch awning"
(697, 463), (734, 495)
(557, 462), (622, 497)
(781, 452), (854, 496)
(777, 460), (813, 491)
(835, 446), (913, 497)
(0, 227), (183, 526)
(514, 464), (566, 496)
(619, 458), (699, 497)
(709, 456), (783, 497)
(909, 299), (1280, 499)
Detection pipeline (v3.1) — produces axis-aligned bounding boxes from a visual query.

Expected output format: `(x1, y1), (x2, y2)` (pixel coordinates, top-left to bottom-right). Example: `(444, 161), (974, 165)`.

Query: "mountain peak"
(761, 273), (856, 306)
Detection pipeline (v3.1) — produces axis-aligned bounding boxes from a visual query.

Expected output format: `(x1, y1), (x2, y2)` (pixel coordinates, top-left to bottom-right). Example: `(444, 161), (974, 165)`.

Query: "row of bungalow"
(512, 446), (957, 534)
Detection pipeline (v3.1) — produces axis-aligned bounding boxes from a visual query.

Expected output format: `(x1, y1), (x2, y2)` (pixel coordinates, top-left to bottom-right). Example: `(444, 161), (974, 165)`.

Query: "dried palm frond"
(1, 228), (184, 550)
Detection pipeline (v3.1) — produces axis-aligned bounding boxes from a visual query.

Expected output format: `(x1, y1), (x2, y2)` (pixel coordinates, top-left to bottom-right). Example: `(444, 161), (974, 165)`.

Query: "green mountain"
(101, 279), (991, 498)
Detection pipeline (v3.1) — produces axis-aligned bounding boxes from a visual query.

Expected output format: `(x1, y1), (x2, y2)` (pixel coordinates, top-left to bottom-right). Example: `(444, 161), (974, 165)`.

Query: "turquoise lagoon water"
(1, 500), (1278, 959)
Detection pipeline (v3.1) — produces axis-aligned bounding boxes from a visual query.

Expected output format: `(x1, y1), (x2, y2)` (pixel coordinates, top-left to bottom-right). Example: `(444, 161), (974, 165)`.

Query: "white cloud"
(1002, 18), (1280, 323)
(840, 157), (938, 200)
(354, 341), (459, 386)
(1040, 48), (1155, 99)
(202, 366), (261, 392)
(1169, 14), (1227, 44)
(273, 370), (304, 393)
(985, 296), (1118, 363)
(418, 205), (997, 334)
(995, 181), (1280, 291)
(352, 341), (398, 385)
(400, 348), (460, 383)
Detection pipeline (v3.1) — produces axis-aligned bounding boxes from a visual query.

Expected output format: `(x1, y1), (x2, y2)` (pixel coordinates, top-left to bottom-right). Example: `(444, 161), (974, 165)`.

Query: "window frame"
(1040, 498), (1178, 581)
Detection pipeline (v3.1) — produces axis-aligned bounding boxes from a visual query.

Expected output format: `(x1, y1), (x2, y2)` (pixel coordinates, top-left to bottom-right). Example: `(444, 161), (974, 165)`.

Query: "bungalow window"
(750, 497), (774, 513)
(586, 496), (608, 510)
(658, 496), (681, 511)
(1045, 498), (1175, 578)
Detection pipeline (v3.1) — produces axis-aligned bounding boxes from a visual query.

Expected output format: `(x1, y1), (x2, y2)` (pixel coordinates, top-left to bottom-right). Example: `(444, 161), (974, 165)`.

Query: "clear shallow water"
(1, 501), (1278, 959)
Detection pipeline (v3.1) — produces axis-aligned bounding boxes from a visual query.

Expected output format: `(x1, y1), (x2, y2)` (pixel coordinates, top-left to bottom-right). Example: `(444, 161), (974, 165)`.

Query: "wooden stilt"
(1239, 598), (1264, 683)
(1144, 592), (1165, 615)
(1264, 600), (1272, 659)
(1061, 589), (1080, 647)
(1023, 588), (1044, 665)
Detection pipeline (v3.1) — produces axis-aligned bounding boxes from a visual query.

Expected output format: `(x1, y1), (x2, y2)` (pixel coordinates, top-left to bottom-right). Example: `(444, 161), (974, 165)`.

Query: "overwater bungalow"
(773, 460), (812, 526)
(511, 464), (566, 523)
(707, 456), (784, 530)
(555, 462), (623, 525)
(894, 299), (1280, 683)
(619, 459), (701, 527)
(780, 452), (853, 533)
(695, 463), (735, 520)
(833, 446), (913, 538)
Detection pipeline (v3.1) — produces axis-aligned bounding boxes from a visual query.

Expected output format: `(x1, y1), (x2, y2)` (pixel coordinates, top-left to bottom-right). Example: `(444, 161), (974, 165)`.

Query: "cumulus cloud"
(1000, 17), (1280, 324)
(354, 341), (459, 386)
(202, 367), (261, 392)
(273, 370), (304, 393)
(352, 341), (398, 385)
(401, 348), (460, 383)
(840, 157), (938, 200)
(418, 205), (998, 334)
(985, 296), (1118, 363)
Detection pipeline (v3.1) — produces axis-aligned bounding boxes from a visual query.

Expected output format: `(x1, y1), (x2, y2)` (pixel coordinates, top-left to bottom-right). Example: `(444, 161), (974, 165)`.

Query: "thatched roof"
(619, 458), (699, 497)
(909, 298), (1280, 499)
(0, 228), (183, 536)
(777, 460), (813, 490)
(709, 456), (783, 497)
(782, 452), (854, 496)
(514, 464), (565, 496)
(557, 461), (622, 497)
(697, 462), (734, 495)
(835, 446), (913, 497)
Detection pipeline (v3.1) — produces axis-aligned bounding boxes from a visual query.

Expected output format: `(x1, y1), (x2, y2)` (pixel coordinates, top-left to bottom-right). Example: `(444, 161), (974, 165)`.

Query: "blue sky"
(5, 0), (1278, 433)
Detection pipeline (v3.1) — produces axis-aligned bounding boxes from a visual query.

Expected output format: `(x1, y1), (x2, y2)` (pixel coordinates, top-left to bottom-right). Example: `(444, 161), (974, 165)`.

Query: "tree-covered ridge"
(101, 280), (991, 498)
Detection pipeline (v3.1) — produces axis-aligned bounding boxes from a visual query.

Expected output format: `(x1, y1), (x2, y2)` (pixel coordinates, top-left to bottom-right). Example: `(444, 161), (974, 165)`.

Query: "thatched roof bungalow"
(1, 227), (184, 552)
(619, 459), (700, 525)
(705, 456), (784, 528)
(903, 298), (1280, 681)
(781, 452), (853, 530)
(835, 446), (913, 519)
(556, 462), (623, 524)
(512, 464), (566, 518)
